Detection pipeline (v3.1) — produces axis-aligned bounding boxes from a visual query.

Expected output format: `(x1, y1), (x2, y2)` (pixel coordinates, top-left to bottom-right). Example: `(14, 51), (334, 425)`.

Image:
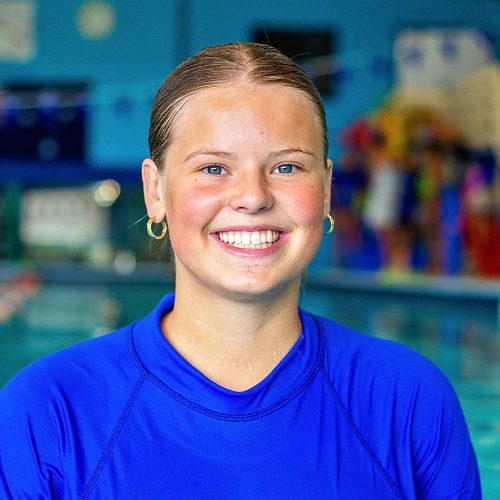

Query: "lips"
(216, 230), (281, 249)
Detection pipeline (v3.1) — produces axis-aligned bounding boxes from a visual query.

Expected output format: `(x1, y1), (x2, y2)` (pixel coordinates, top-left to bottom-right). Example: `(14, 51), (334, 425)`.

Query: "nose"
(229, 169), (274, 213)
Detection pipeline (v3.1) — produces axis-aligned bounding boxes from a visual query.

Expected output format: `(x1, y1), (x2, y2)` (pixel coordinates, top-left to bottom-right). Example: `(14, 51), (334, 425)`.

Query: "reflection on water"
(0, 284), (172, 383)
(0, 283), (498, 497)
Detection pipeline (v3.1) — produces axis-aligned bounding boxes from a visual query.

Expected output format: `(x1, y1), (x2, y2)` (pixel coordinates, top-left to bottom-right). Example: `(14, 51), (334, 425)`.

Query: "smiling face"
(143, 82), (332, 302)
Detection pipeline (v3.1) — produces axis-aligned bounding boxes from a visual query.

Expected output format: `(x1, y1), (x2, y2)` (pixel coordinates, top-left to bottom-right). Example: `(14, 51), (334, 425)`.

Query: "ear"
(142, 158), (166, 222)
(324, 159), (333, 215)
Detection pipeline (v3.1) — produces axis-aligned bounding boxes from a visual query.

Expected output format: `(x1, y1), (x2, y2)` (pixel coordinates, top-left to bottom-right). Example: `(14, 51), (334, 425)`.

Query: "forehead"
(168, 83), (322, 153)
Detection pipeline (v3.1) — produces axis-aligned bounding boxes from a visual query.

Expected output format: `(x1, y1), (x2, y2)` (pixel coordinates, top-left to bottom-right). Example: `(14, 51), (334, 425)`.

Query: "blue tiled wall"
(0, 0), (498, 166)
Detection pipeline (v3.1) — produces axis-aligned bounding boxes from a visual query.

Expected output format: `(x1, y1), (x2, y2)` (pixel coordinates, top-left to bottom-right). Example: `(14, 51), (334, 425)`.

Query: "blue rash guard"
(0, 293), (481, 499)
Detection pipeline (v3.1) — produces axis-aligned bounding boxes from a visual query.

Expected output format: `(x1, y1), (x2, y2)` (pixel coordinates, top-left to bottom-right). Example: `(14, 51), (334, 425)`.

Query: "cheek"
(166, 184), (223, 248)
(284, 183), (325, 226)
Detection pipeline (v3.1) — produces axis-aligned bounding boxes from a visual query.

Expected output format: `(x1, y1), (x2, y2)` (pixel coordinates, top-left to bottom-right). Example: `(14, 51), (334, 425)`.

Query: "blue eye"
(203, 165), (226, 175)
(275, 163), (298, 174)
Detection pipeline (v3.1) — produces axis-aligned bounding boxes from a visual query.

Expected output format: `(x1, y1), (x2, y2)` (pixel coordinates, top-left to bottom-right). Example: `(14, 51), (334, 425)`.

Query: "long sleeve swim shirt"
(0, 293), (481, 499)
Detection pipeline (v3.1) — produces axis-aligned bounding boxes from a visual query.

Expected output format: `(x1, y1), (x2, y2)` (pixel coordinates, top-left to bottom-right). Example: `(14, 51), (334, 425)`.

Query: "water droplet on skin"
(248, 363), (254, 371)
(216, 360), (221, 366)
(231, 361), (237, 366)
(273, 350), (277, 356)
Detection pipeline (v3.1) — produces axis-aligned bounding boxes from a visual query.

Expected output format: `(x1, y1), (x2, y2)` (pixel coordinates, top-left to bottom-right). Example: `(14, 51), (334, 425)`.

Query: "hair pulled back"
(148, 42), (328, 170)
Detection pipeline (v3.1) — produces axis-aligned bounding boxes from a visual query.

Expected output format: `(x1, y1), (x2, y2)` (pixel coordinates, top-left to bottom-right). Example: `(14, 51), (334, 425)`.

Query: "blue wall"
(0, 0), (499, 166)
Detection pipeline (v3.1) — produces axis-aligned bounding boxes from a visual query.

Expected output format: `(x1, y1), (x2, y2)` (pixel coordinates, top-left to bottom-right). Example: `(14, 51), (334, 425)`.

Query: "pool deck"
(306, 267), (500, 302)
(1, 261), (499, 303)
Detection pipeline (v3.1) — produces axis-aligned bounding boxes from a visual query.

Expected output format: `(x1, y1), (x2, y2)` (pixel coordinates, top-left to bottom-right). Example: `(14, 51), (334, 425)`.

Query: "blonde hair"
(148, 42), (328, 170)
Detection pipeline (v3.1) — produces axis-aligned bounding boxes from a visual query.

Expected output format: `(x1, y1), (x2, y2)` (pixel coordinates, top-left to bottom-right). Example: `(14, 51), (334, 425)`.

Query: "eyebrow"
(267, 148), (317, 160)
(183, 148), (317, 163)
(183, 150), (237, 163)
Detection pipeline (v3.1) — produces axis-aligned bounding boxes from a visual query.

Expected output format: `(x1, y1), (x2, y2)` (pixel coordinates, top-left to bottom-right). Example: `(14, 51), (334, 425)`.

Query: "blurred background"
(0, 0), (499, 496)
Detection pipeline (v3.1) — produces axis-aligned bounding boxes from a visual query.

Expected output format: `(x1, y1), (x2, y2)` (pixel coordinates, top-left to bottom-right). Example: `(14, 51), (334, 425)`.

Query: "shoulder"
(0, 322), (143, 483)
(308, 311), (462, 438)
(0, 323), (138, 414)
(307, 312), (480, 498)
(312, 312), (450, 391)
(0, 292), (177, 420)
(0, 320), (145, 497)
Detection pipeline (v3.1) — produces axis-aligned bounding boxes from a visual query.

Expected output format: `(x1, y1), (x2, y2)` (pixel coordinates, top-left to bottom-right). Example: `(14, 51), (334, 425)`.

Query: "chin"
(212, 274), (301, 303)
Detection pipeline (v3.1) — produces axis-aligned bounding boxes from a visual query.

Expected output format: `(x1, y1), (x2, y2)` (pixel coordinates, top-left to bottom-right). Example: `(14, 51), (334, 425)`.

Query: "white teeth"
(250, 232), (261, 244)
(217, 230), (280, 248)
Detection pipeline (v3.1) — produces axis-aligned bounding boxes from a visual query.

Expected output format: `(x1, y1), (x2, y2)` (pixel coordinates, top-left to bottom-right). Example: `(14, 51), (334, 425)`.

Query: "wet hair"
(148, 42), (328, 170)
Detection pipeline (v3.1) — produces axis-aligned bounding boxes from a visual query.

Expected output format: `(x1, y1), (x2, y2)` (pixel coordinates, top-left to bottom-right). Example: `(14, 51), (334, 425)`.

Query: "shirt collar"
(130, 293), (322, 416)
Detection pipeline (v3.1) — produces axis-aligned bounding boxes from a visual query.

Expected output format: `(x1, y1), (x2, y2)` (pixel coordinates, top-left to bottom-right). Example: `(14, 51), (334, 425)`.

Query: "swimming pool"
(1, 277), (498, 497)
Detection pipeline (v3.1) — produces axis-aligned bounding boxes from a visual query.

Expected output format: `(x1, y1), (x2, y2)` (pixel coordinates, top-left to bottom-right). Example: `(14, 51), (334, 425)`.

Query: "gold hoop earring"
(323, 213), (334, 235)
(147, 217), (168, 240)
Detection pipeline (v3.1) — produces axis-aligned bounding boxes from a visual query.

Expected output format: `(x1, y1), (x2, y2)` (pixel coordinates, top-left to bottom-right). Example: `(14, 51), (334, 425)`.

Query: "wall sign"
(0, 0), (35, 61)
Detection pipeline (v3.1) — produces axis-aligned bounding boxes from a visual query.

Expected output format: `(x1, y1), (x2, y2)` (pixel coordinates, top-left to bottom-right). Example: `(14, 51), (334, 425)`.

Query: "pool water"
(1, 282), (498, 498)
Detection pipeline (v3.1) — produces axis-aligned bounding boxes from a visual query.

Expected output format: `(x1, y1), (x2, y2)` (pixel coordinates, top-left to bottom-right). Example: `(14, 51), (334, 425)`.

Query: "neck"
(162, 275), (302, 391)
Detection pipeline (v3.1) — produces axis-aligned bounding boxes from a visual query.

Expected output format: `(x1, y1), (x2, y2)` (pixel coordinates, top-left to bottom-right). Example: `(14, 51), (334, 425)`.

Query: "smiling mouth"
(217, 230), (280, 249)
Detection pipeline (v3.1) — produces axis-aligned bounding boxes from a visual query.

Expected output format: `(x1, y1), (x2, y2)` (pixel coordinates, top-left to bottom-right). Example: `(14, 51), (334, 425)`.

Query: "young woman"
(0, 43), (481, 499)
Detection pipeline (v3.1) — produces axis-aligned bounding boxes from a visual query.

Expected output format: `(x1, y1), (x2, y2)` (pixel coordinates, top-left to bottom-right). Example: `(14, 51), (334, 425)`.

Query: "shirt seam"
(127, 318), (326, 422)
(78, 371), (145, 500)
(319, 364), (405, 499)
